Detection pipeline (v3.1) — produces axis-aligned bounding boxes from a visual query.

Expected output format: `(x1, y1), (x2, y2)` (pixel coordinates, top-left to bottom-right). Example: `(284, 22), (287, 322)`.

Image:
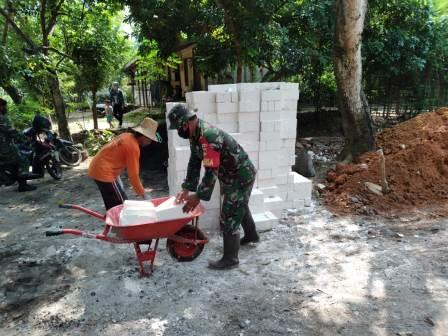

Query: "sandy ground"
(0, 159), (447, 336)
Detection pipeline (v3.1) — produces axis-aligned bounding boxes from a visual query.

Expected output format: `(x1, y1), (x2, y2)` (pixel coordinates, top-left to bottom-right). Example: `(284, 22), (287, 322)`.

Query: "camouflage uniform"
(182, 119), (256, 233)
(0, 113), (29, 174)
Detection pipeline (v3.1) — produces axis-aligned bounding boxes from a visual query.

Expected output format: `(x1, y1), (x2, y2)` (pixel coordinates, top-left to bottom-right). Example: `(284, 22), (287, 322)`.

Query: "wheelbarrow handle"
(45, 230), (65, 236)
(58, 204), (106, 220)
(59, 204), (74, 209)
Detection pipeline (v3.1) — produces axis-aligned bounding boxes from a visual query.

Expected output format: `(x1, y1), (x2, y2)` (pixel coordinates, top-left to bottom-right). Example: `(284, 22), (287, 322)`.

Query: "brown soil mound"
(323, 107), (448, 216)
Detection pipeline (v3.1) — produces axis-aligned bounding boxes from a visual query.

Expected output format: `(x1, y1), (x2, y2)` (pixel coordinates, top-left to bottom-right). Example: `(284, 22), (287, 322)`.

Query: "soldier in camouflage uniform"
(0, 98), (37, 191)
(168, 104), (260, 270)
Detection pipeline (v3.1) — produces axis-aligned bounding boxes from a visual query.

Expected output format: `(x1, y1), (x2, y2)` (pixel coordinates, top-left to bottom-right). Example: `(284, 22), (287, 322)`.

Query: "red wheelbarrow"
(46, 197), (208, 277)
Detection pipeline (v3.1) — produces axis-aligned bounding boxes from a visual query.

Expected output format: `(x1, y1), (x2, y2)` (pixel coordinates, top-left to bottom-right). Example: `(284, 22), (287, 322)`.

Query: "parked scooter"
(47, 131), (82, 167)
(21, 115), (63, 180)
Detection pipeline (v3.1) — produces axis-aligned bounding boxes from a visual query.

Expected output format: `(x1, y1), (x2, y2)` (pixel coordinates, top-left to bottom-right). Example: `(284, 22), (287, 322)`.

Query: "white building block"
(199, 208), (221, 231)
(167, 130), (190, 147)
(304, 197), (312, 207)
(259, 151), (279, 169)
(217, 112), (237, 124)
(264, 195), (284, 212)
(280, 118), (297, 139)
(238, 132), (259, 143)
(249, 188), (265, 207)
(208, 84), (237, 92)
(231, 91), (238, 102)
(259, 139), (281, 151)
(259, 186), (279, 197)
(237, 83), (261, 91)
(186, 91), (216, 105)
(257, 169), (272, 180)
(216, 102), (238, 114)
(280, 83), (300, 100)
(260, 111), (280, 121)
(246, 151), (258, 164)
(203, 112), (217, 125)
(174, 146), (191, 162)
(281, 99), (298, 111)
(260, 131), (280, 141)
(215, 92), (231, 103)
(293, 199), (305, 210)
(253, 211), (278, 232)
(261, 89), (282, 101)
(239, 100), (260, 113)
(216, 123), (238, 133)
(191, 102), (216, 116)
(257, 177), (277, 188)
(281, 110), (297, 121)
(239, 112), (260, 132)
(260, 120), (281, 132)
(259, 82), (281, 90)
(240, 142), (259, 152)
(288, 172), (312, 199)
(276, 174), (288, 185)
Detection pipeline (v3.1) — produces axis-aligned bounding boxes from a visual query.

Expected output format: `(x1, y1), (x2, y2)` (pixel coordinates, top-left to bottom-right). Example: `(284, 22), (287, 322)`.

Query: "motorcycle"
(47, 131), (82, 167)
(22, 127), (63, 180)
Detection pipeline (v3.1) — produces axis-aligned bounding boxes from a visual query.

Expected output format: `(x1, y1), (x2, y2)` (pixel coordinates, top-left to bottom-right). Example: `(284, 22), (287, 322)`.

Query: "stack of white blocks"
(166, 82), (312, 232)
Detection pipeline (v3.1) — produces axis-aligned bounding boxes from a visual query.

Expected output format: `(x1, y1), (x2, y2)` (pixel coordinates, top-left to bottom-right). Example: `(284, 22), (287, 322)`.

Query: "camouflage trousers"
(0, 143), (29, 174)
(220, 178), (255, 234)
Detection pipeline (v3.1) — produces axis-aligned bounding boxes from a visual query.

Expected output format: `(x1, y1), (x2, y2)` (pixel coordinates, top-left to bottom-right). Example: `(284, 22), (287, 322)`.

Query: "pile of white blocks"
(165, 82), (312, 232)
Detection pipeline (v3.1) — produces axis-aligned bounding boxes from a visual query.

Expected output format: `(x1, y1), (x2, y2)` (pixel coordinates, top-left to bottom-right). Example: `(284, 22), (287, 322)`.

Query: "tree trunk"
(334, 0), (374, 162)
(48, 73), (71, 140)
(92, 90), (98, 129)
(214, 0), (243, 83)
(0, 82), (22, 104)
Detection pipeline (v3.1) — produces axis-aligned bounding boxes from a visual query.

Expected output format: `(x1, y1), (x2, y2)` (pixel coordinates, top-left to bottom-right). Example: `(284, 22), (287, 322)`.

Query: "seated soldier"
(0, 98), (38, 191)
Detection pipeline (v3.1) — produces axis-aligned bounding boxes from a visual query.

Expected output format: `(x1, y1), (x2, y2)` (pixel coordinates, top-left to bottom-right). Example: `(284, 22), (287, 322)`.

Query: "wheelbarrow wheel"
(167, 225), (206, 262)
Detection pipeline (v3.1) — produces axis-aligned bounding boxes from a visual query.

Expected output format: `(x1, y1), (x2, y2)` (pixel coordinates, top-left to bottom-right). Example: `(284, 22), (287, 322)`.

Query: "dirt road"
(0, 161), (447, 335)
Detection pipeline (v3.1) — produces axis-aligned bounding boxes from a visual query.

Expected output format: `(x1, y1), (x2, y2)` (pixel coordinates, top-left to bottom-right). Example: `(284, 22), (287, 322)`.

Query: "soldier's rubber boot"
(208, 231), (240, 270)
(240, 208), (260, 245)
(17, 179), (37, 192)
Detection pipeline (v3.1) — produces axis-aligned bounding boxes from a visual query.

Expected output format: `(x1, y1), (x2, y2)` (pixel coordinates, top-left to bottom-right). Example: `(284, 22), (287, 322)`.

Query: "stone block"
(216, 102), (238, 114)
(261, 89), (282, 101)
(253, 211), (278, 232)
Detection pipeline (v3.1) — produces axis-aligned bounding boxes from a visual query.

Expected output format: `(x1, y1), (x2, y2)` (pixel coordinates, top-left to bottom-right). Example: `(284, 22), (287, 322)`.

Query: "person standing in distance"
(109, 82), (125, 128)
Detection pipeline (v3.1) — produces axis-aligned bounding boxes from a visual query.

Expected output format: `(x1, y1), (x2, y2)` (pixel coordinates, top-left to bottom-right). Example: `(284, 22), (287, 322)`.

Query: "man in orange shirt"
(88, 118), (161, 210)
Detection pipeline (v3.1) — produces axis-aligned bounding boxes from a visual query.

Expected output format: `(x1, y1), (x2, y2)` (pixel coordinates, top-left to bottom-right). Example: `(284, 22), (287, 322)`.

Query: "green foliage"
(136, 39), (180, 82)
(84, 129), (115, 155)
(6, 98), (52, 130)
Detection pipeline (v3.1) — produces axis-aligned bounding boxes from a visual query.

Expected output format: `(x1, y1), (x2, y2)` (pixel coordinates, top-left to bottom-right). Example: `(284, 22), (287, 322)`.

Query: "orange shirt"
(88, 133), (145, 196)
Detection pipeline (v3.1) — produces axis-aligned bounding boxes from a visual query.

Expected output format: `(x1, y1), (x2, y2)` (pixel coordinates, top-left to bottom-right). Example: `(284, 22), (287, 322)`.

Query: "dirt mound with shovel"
(323, 107), (448, 216)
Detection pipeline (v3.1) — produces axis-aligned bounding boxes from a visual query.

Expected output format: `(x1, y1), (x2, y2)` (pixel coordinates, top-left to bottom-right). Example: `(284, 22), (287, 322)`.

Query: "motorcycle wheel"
(58, 145), (82, 166)
(46, 158), (63, 180)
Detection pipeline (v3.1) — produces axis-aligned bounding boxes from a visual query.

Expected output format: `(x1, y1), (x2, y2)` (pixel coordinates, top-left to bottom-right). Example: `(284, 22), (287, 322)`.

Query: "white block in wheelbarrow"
(253, 211), (278, 232)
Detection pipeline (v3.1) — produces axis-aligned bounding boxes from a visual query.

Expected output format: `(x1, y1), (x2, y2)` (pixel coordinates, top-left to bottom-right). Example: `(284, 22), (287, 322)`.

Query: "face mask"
(177, 126), (190, 139)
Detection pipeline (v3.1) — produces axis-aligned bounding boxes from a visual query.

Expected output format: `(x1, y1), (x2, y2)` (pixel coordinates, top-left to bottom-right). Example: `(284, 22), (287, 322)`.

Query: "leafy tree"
(56, 2), (132, 129)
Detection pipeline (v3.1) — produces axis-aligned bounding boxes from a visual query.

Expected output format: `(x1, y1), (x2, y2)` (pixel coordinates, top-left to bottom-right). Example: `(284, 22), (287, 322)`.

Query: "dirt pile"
(323, 107), (448, 216)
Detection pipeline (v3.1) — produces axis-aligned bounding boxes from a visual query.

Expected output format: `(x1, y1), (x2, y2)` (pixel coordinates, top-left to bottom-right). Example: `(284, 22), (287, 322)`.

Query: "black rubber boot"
(208, 231), (240, 270)
(240, 207), (260, 245)
(18, 180), (37, 192)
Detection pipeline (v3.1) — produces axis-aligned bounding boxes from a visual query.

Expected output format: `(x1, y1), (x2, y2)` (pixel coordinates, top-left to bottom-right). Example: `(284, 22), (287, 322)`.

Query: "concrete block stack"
(166, 83), (312, 232)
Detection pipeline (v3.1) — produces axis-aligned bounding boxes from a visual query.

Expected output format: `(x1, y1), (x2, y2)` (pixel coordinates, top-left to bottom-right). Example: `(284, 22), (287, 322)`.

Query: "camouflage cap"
(168, 104), (196, 130)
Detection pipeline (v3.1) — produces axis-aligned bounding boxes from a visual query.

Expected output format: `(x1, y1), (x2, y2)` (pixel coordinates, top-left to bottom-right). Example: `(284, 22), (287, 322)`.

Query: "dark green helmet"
(167, 104), (196, 130)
